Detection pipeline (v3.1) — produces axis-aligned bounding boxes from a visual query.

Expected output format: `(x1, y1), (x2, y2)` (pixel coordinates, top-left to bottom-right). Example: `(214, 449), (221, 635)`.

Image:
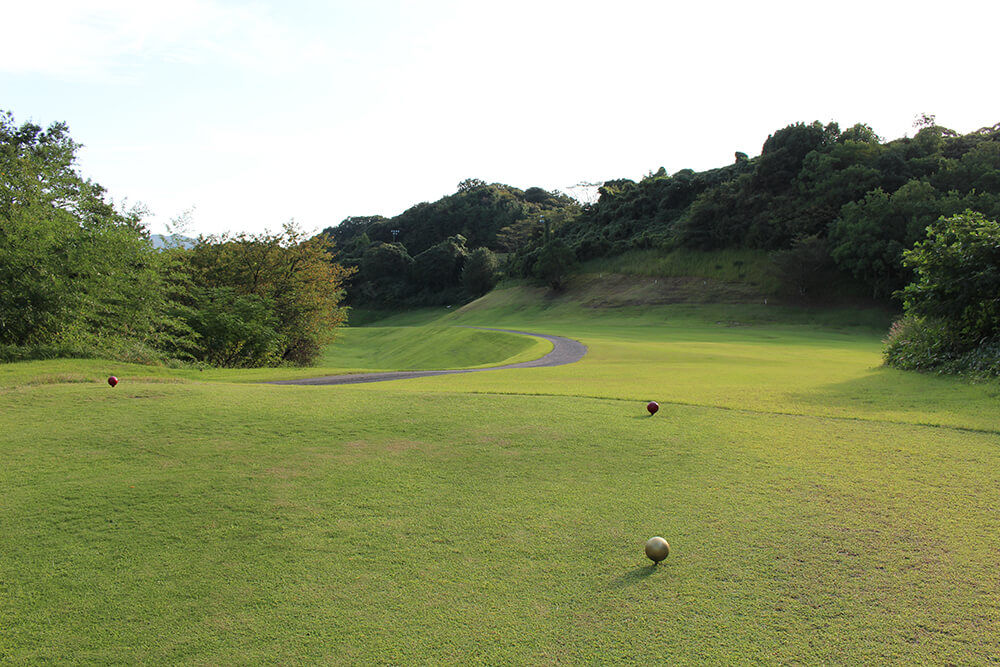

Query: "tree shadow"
(608, 564), (660, 589)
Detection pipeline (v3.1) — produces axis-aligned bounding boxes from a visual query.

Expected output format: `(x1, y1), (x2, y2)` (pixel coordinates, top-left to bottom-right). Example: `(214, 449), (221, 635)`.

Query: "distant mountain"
(150, 234), (196, 250)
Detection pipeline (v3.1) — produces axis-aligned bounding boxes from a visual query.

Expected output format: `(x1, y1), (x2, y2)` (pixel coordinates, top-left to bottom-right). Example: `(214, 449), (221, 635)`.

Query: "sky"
(3, 0), (999, 238)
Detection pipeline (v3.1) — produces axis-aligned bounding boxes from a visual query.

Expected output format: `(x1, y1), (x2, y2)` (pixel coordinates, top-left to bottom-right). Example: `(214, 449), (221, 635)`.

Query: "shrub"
(883, 316), (963, 371)
(181, 288), (283, 368)
(885, 211), (1000, 377)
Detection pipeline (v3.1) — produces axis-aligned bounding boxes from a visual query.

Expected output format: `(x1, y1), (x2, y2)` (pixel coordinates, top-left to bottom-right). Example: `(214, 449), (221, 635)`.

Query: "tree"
(770, 234), (834, 298)
(183, 222), (353, 365)
(839, 123), (881, 144)
(457, 178), (487, 192)
(0, 111), (180, 357)
(461, 247), (500, 296)
(829, 181), (964, 298)
(411, 235), (468, 292)
(900, 210), (1000, 344)
(353, 241), (414, 304)
(754, 121), (839, 193)
(532, 240), (576, 290)
(181, 287), (282, 367)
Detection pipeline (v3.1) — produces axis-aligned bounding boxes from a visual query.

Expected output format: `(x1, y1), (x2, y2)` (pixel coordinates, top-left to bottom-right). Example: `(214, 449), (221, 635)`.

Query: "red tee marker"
(646, 401), (659, 415)
(108, 376), (119, 387)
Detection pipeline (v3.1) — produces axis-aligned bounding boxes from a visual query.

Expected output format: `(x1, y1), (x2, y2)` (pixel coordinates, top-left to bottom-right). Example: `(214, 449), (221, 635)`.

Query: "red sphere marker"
(646, 401), (659, 415)
(108, 376), (119, 387)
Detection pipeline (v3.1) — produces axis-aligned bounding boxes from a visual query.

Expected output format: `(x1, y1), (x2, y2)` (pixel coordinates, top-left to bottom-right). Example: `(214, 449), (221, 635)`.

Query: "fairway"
(2, 294), (999, 662)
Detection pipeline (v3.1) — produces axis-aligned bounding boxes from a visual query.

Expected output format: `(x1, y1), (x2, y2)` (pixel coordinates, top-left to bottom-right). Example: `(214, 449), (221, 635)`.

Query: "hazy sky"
(4, 0), (998, 237)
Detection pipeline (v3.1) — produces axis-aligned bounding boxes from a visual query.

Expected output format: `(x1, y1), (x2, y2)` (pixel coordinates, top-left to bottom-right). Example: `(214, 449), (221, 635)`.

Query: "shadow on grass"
(786, 368), (1000, 431)
(609, 564), (661, 589)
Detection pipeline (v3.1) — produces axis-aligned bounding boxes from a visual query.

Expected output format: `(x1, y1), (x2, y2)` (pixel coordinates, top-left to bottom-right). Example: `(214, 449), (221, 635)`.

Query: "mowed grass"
(314, 325), (549, 371)
(2, 288), (1000, 662)
(0, 325), (550, 387)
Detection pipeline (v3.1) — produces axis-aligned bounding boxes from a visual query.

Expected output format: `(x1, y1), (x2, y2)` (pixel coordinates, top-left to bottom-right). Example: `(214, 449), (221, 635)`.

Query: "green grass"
(315, 325), (549, 371)
(0, 325), (550, 387)
(3, 287), (1000, 662)
(580, 247), (780, 292)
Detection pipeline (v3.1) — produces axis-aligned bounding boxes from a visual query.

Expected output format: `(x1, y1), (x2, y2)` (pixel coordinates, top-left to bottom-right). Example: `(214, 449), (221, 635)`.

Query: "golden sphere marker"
(644, 536), (670, 564)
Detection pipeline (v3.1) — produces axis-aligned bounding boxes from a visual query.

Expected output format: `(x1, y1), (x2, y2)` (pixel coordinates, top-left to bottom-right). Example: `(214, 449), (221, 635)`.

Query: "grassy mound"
(317, 325), (550, 371)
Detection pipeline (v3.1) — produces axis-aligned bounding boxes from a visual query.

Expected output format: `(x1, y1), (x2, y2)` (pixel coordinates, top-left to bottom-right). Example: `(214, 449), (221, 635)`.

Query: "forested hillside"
(560, 117), (1000, 299)
(320, 179), (579, 305)
(324, 117), (1000, 306)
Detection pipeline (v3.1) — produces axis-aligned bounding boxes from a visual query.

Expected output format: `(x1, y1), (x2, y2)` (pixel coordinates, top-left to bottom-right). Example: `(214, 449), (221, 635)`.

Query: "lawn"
(2, 289), (998, 662)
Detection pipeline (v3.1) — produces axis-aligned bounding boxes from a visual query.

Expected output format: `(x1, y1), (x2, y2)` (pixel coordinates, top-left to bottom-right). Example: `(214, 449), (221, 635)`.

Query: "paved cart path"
(268, 328), (587, 386)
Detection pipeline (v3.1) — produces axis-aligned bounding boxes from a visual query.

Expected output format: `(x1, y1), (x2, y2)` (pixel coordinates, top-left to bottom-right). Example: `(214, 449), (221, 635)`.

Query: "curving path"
(268, 328), (587, 386)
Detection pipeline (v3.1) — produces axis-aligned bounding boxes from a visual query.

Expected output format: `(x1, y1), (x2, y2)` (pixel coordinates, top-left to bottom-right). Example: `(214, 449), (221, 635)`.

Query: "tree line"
(5, 108), (997, 375)
(1, 111), (351, 367)
(323, 118), (1000, 307)
(557, 117), (1000, 300)
(321, 179), (580, 304)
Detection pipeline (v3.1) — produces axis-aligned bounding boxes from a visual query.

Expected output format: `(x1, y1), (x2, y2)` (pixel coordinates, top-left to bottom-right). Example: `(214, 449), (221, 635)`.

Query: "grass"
(580, 247), (781, 292)
(315, 325), (549, 371)
(0, 325), (550, 387)
(2, 286), (1000, 662)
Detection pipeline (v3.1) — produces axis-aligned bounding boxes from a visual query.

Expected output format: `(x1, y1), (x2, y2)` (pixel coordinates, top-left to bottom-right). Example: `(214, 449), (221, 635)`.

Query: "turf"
(2, 289), (999, 662)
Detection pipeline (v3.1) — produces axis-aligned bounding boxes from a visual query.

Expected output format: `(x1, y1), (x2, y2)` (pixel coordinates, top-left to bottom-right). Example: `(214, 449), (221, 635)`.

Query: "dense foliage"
(322, 118), (1000, 309)
(323, 180), (579, 304)
(179, 224), (353, 366)
(461, 247), (500, 297)
(1, 112), (351, 366)
(884, 211), (1000, 376)
(0, 111), (180, 360)
(557, 119), (1000, 300)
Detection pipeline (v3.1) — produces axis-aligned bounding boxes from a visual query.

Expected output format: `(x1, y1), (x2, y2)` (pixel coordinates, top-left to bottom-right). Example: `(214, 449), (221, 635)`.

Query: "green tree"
(461, 247), (500, 296)
(839, 123), (881, 144)
(770, 234), (834, 298)
(356, 241), (414, 303)
(411, 235), (468, 292)
(900, 210), (1000, 344)
(0, 111), (181, 358)
(754, 121), (839, 193)
(532, 240), (576, 290)
(829, 181), (964, 298)
(183, 223), (353, 365)
(181, 287), (282, 367)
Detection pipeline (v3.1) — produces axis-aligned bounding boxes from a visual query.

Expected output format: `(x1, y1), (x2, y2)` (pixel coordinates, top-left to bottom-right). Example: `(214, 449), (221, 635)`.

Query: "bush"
(883, 316), (963, 371)
(181, 288), (283, 368)
(0, 341), (98, 363)
(884, 316), (1000, 376)
(884, 210), (1000, 377)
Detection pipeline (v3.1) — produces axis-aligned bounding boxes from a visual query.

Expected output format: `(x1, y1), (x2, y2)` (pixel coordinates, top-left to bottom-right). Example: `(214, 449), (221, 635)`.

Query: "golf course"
(3, 283), (999, 663)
